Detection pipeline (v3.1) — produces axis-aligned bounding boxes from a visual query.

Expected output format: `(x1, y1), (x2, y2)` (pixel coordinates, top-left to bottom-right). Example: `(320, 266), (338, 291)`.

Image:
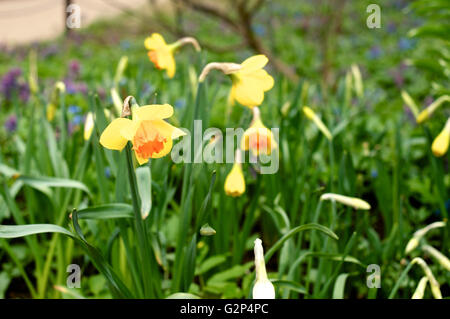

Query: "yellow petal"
(135, 151), (149, 165)
(240, 55), (269, 74)
(224, 163), (245, 197)
(244, 69), (274, 92)
(134, 104), (174, 121)
(144, 33), (167, 50)
(99, 118), (133, 150)
(149, 119), (186, 139)
(232, 80), (264, 107)
(159, 52), (176, 78)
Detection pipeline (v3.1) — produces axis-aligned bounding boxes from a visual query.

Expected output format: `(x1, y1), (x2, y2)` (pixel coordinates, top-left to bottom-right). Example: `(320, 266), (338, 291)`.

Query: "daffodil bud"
(303, 106), (332, 140)
(411, 276), (428, 299)
(46, 81), (66, 121)
(252, 238), (275, 299)
(114, 56), (128, 86)
(431, 118), (450, 157)
(405, 237), (419, 255)
(84, 112), (94, 141)
(416, 95), (450, 124)
(405, 221), (446, 254)
(412, 257), (442, 299)
(111, 88), (123, 116)
(200, 224), (216, 236)
(422, 244), (450, 271)
(320, 193), (371, 210)
(224, 150), (245, 197)
(351, 64), (364, 99)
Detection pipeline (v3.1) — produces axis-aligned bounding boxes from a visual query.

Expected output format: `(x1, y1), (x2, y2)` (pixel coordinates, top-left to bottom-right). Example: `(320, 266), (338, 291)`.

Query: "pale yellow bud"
(320, 193), (371, 210)
(253, 238), (275, 299)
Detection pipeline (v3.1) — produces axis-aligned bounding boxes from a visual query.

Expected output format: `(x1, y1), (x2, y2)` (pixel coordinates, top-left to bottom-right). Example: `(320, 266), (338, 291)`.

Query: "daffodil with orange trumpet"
(145, 33), (201, 79)
(241, 106), (277, 156)
(100, 101), (186, 165)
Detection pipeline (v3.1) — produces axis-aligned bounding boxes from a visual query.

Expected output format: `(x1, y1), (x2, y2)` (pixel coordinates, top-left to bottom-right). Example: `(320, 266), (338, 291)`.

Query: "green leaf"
(17, 176), (90, 195)
(271, 279), (308, 295)
(265, 223), (339, 262)
(207, 262), (253, 284)
(332, 273), (350, 299)
(76, 204), (133, 220)
(195, 254), (228, 276)
(0, 224), (74, 239)
(136, 166), (152, 219)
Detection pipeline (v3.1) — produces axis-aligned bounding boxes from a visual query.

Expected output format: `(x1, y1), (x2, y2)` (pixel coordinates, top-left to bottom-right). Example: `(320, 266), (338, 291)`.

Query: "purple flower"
(4, 115), (17, 133)
(1, 67), (22, 100)
(18, 82), (30, 102)
(68, 60), (80, 78)
(41, 44), (59, 58)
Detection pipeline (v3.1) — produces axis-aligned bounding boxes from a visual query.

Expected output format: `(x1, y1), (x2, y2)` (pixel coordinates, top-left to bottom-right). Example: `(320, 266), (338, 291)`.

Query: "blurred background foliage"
(0, 0), (449, 299)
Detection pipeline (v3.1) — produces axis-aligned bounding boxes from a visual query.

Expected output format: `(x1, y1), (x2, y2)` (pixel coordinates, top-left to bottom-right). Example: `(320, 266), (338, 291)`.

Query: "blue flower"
(68, 105), (81, 114)
(104, 167), (111, 178)
(398, 38), (414, 51)
(72, 115), (83, 125)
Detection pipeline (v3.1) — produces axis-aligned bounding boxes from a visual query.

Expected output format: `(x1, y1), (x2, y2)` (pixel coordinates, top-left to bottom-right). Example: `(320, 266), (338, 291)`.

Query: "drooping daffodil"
(99, 103), (186, 164)
(241, 106), (278, 156)
(224, 150), (245, 197)
(431, 117), (450, 157)
(252, 238), (275, 299)
(199, 55), (274, 108)
(144, 33), (200, 79)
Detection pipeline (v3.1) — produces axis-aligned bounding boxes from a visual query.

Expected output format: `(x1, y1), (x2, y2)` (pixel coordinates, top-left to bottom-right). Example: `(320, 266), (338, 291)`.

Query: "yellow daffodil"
(412, 277), (428, 299)
(99, 103), (186, 165)
(241, 107), (278, 155)
(416, 95), (450, 124)
(351, 64), (364, 99)
(431, 118), (450, 157)
(144, 33), (200, 79)
(198, 55), (274, 108)
(253, 238), (275, 299)
(303, 106), (332, 140)
(320, 193), (371, 210)
(229, 55), (274, 108)
(224, 151), (245, 197)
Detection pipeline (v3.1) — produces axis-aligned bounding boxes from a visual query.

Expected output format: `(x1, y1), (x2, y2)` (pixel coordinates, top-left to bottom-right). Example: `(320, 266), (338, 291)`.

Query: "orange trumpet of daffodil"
(241, 107), (278, 156)
(224, 150), (245, 197)
(145, 33), (200, 79)
(199, 55), (274, 108)
(99, 103), (186, 165)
